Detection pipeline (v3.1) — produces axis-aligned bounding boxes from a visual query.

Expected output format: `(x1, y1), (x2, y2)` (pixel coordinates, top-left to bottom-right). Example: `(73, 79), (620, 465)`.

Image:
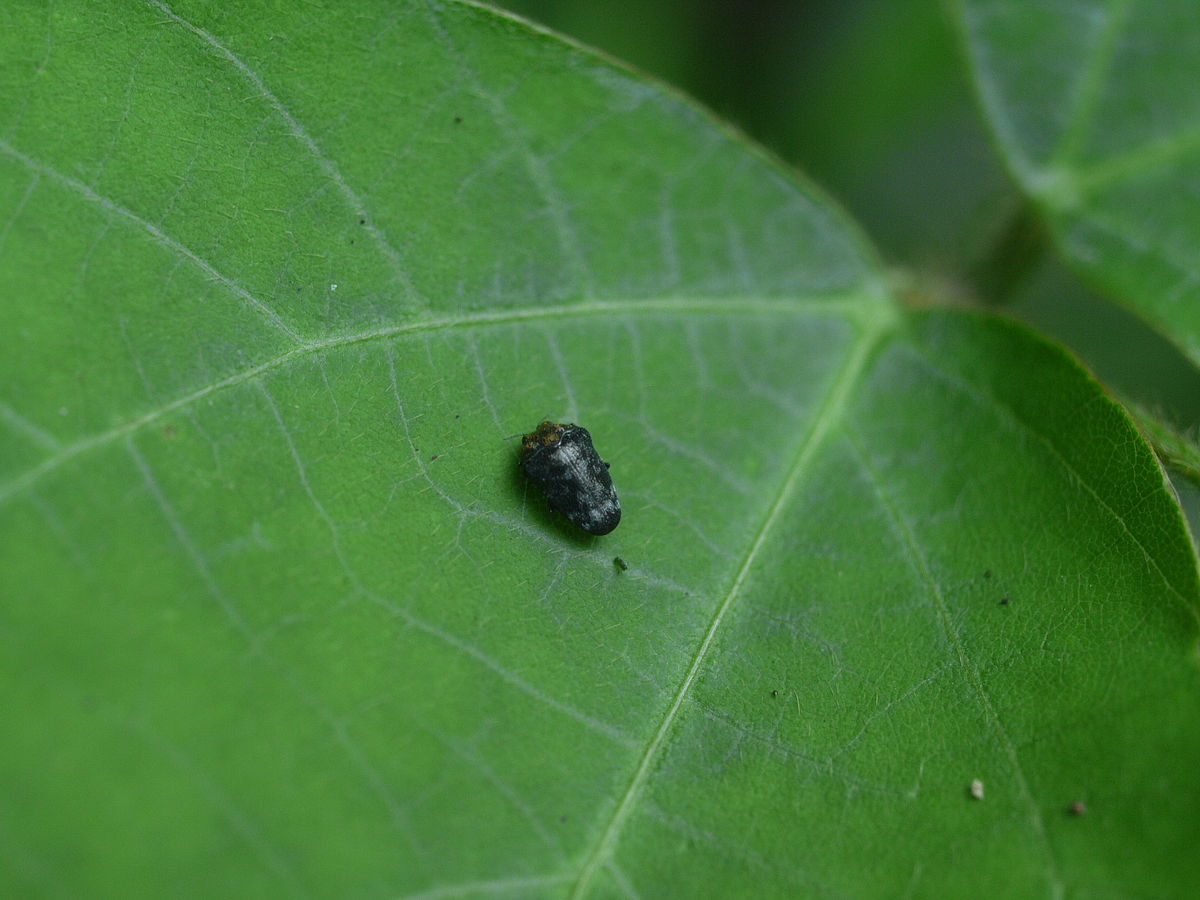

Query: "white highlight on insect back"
(519, 420), (621, 536)
(553, 439), (618, 531)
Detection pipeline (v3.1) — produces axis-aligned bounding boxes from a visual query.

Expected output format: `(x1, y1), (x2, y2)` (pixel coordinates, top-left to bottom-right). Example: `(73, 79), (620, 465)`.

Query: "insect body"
(519, 420), (621, 535)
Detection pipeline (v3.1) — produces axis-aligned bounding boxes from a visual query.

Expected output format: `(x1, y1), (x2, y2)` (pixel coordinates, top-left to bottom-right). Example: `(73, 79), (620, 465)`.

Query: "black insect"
(519, 420), (621, 535)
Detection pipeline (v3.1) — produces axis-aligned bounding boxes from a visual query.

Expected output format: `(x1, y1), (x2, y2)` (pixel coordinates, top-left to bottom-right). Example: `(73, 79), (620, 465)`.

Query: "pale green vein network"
(567, 306), (896, 898)
(1048, 0), (1135, 169)
(844, 431), (1064, 900)
(146, 0), (422, 308)
(906, 349), (1200, 620)
(1068, 128), (1200, 198)
(394, 873), (573, 899)
(0, 294), (882, 505)
(0, 0), (1197, 892)
(0, 136), (305, 344)
(1, 5), (903, 891)
(957, 0), (1200, 212)
(423, 0), (595, 297)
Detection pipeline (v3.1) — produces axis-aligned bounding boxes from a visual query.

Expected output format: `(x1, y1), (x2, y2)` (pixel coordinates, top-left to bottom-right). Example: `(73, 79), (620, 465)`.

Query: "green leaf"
(956, 0), (1200, 365)
(2, 2), (1199, 897)
(1125, 398), (1200, 491)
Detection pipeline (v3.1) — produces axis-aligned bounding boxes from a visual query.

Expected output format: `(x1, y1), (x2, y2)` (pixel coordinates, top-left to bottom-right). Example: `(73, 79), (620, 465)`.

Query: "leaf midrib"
(568, 309), (895, 897)
(0, 293), (880, 504)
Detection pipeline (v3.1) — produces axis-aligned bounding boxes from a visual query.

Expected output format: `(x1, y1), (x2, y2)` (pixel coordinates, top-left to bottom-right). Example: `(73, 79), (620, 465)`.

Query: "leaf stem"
(1126, 398), (1200, 492)
(967, 199), (1049, 306)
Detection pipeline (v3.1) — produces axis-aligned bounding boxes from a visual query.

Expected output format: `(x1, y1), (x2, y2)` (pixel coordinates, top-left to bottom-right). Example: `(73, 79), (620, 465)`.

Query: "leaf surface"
(957, 0), (1200, 364)
(2, 2), (1199, 897)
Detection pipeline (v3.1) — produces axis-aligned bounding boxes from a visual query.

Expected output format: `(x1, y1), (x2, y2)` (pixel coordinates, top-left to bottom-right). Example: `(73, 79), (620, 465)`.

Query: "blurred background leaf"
(956, 0), (1200, 363)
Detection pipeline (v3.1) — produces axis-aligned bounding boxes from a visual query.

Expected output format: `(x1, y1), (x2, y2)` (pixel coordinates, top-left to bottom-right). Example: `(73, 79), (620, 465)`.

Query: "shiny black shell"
(519, 420), (621, 535)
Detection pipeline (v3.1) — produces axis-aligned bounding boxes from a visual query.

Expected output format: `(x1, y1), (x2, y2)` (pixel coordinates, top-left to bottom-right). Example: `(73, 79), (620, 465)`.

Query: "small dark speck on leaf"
(162, 424), (178, 439)
(359, 218), (366, 225)
(454, 414), (461, 419)
(984, 570), (992, 579)
(613, 556), (628, 572)
(430, 454), (439, 461)
(1069, 800), (1087, 816)
(770, 690), (778, 698)
(559, 815), (568, 824)
(454, 115), (463, 124)
(999, 596), (1010, 606)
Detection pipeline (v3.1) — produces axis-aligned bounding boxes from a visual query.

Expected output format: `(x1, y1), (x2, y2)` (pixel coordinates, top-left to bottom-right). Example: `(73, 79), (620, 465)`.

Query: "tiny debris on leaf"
(969, 779), (985, 800)
(1068, 800), (1087, 816)
(613, 556), (628, 571)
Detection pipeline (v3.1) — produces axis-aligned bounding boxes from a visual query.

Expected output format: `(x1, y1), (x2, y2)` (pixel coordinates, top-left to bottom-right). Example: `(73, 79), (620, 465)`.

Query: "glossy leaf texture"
(956, 0), (1200, 365)
(2, 2), (1199, 898)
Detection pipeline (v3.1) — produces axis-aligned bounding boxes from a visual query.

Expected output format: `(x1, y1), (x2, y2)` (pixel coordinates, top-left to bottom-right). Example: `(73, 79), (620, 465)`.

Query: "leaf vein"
(844, 430), (1065, 899)
(908, 347), (1199, 620)
(423, 0), (594, 296)
(394, 873), (572, 900)
(0, 136), (304, 344)
(0, 295), (869, 504)
(126, 436), (252, 636)
(1049, 0), (1136, 168)
(566, 314), (891, 897)
(146, 0), (422, 306)
(260, 372), (635, 747)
